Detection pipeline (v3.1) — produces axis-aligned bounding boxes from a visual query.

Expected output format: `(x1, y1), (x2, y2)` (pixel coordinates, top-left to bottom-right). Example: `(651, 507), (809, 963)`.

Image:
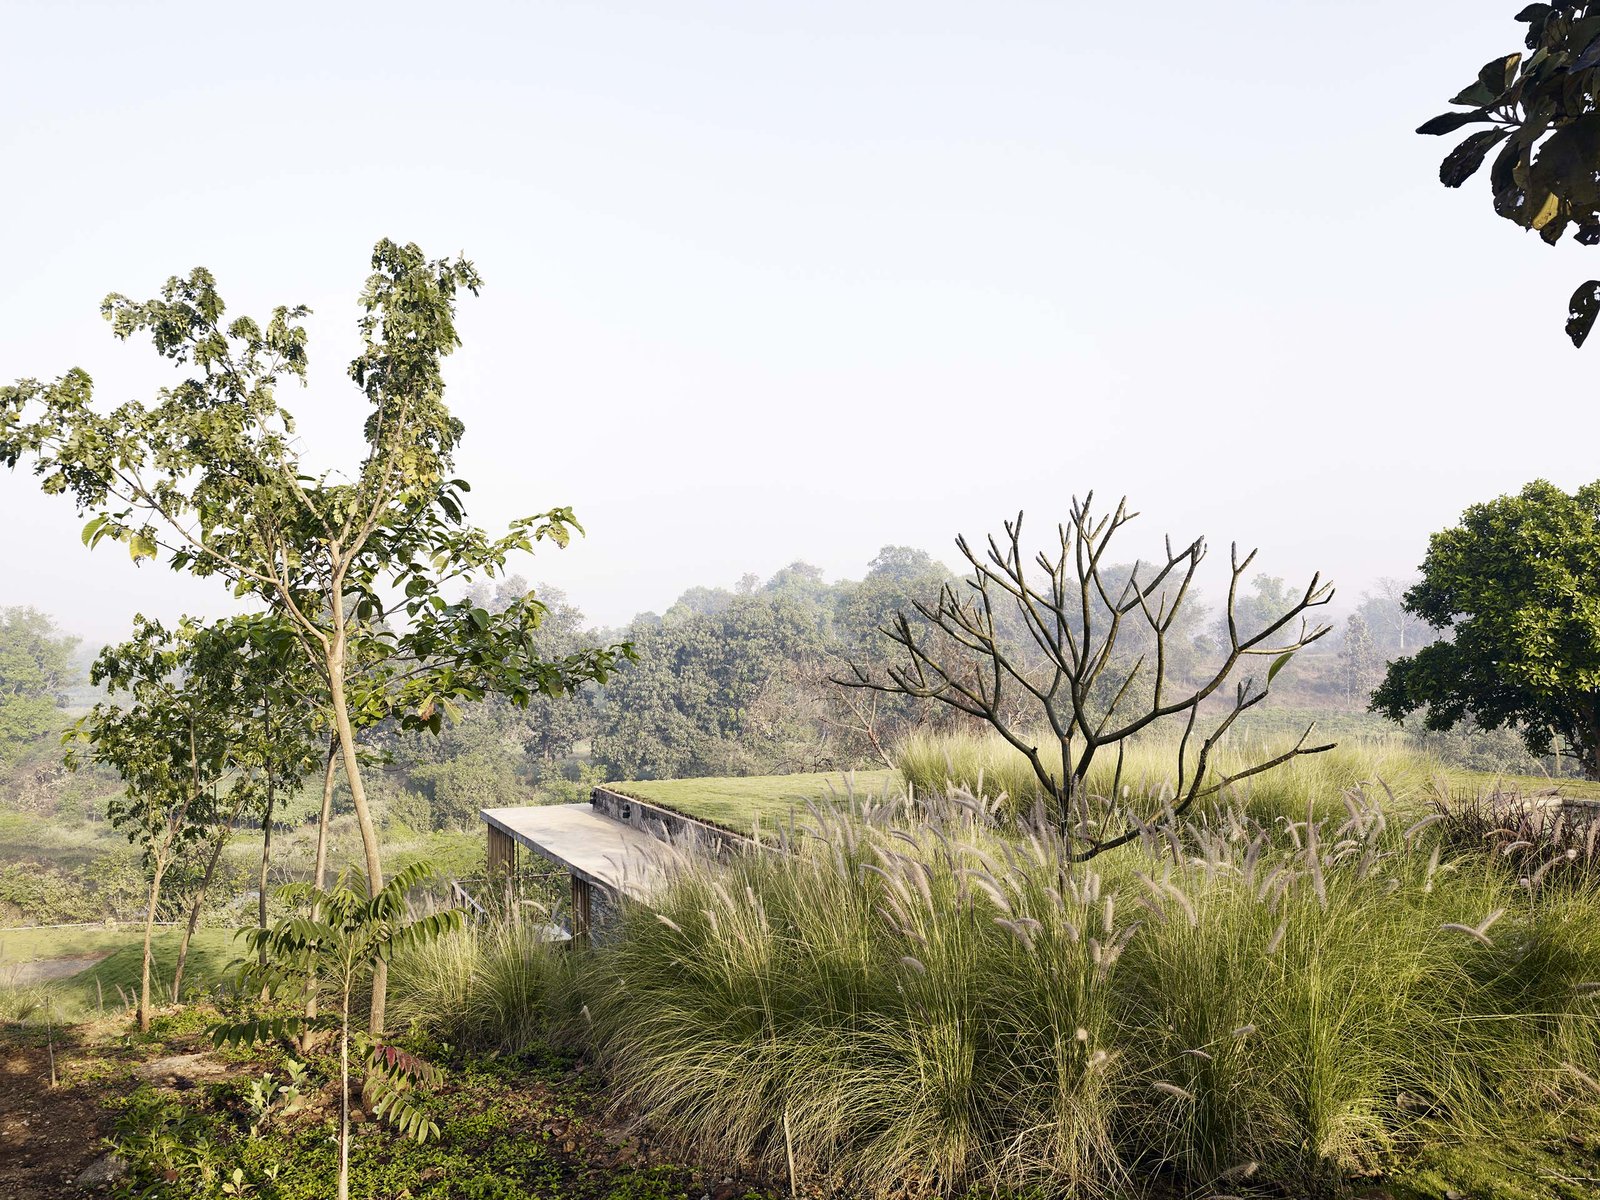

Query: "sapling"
(213, 862), (462, 1200)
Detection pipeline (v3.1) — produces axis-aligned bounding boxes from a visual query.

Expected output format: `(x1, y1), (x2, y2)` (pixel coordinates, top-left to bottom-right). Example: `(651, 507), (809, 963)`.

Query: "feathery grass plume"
(388, 911), (578, 1053)
(497, 774), (1600, 1199)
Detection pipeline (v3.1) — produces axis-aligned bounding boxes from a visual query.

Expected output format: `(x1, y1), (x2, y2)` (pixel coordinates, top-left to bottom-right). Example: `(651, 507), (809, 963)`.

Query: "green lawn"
(1450, 769), (1600, 800)
(608, 759), (1600, 840)
(609, 769), (899, 835)
(0, 924), (154, 965)
(1, 926), (241, 1021)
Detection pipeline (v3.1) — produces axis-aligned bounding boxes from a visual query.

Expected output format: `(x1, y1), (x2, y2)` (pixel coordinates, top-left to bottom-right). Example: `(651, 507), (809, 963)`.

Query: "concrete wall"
(590, 786), (755, 861)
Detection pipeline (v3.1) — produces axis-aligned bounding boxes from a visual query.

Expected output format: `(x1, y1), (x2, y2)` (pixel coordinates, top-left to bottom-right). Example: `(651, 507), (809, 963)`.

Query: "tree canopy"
(0, 606), (78, 759)
(1372, 478), (1600, 776)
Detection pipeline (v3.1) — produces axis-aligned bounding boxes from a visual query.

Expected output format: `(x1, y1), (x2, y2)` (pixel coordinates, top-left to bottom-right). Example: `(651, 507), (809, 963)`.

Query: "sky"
(1, 0), (1594, 645)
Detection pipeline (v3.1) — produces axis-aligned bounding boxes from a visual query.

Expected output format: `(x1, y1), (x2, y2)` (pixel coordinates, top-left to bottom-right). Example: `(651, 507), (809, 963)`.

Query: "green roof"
(607, 769), (900, 837)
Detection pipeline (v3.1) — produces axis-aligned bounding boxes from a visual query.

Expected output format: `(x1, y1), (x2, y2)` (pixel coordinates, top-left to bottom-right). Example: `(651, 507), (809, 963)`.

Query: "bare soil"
(0, 1029), (125, 1199)
(5, 955), (111, 986)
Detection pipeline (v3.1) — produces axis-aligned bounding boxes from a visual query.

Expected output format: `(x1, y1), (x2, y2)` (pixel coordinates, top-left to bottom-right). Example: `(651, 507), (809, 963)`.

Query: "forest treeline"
(0, 552), (1526, 847)
(0, 548), (1560, 929)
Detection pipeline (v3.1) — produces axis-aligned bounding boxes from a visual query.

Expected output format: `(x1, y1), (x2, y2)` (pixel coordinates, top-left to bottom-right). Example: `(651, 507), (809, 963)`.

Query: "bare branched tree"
(836, 495), (1337, 859)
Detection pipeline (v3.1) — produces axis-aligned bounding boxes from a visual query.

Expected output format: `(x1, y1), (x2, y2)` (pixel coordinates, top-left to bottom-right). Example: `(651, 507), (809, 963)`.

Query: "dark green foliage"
(1373, 479), (1600, 776)
(104, 1043), (731, 1200)
(1419, 3), (1600, 344)
(590, 550), (959, 780)
(593, 593), (829, 779)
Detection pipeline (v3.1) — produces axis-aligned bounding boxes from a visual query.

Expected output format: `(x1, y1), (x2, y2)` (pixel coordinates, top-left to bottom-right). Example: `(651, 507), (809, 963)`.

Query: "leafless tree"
(836, 495), (1337, 859)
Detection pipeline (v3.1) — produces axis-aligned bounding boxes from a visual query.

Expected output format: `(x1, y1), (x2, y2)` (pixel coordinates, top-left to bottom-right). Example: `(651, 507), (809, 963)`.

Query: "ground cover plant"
(0, 1007), (756, 1200)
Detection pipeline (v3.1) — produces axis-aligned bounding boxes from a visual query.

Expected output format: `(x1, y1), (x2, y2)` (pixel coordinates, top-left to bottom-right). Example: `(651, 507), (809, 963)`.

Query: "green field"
(1, 925), (240, 1021)
(612, 757), (1600, 839)
(610, 769), (899, 835)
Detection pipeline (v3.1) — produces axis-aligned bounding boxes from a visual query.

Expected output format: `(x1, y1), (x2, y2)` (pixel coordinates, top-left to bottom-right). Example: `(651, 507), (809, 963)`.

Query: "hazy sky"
(2, 1), (1593, 644)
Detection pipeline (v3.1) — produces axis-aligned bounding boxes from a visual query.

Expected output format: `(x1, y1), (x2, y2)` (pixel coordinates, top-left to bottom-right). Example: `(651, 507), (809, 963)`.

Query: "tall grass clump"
(577, 788), (1600, 1198)
(893, 729), (1443, 826)
(389, 911), (577, 1053)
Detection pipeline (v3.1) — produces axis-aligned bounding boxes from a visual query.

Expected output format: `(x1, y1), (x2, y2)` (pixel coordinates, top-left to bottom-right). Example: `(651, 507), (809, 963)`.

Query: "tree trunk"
(258, 769), (275, 963)
(313, 734), (339, 891)
(300, 736), (340, 1053)
(172, 812), (234, 1003)
(138, 854), (169, 1034)
(338, 986), (351, 1200)
(325, 631), (386, 1034)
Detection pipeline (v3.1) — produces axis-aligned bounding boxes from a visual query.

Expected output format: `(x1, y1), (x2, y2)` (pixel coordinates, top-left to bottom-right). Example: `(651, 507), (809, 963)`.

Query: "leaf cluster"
(213, 862), (463, 1142)
(1420, 3), (1600, 344)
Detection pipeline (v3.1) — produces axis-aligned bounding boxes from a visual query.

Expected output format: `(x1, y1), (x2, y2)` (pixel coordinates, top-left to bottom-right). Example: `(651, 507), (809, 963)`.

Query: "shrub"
(390, 913), (577, 1054)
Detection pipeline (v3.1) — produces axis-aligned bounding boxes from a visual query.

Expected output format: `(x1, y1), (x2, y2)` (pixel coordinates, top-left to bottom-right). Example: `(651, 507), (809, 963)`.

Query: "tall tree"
(1, 241), (629, 1031)
(1354, 577), (1428, 658)
(1339, 613), (1380, 709)
(1373, 478), (1600, 776)
(595, 593), (827, 779)
(1418, 3), (1600, 345)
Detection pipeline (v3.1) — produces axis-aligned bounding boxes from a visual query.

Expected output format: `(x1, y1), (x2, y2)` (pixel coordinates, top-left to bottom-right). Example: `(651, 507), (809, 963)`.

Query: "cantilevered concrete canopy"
(481, 802), (674, 903)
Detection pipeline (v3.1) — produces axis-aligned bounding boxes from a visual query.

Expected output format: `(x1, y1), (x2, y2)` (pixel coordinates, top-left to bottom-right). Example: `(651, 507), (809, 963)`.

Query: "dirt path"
(4, 955), (110, 986)
(0, 1033), (123, 1198)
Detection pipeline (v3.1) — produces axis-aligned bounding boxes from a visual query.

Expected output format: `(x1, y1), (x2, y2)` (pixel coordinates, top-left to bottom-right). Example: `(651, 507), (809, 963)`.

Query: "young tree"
(1, 240), (629, 1031)
(70, 617), (253, 1030)
(1417, 3), (1600, 345)
(215, 864), (462, 1200)
(840, 496), (1335, 858)
(1373, 478), (1600, 777)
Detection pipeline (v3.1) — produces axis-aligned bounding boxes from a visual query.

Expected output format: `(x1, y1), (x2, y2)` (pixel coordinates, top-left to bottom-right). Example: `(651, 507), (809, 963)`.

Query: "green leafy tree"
(1418, 3), (1600, 344)
(214, 863), (462, 1200)
(595, 593), (827, 778)
(71, 616), (257, 1030)
(1373, 479), (1600, 776)
(1, 240), (629, 1032)
(0, 607), (79, 762)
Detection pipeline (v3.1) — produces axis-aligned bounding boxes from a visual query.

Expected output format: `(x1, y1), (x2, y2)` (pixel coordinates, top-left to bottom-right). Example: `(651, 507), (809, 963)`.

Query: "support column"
(570, 873), (592, 948)
(487, 824), (517, 913)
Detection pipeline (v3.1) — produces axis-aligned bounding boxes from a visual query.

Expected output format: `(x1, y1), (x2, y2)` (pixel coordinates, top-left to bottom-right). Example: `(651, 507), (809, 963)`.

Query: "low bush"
(391, 912), (578, 1054)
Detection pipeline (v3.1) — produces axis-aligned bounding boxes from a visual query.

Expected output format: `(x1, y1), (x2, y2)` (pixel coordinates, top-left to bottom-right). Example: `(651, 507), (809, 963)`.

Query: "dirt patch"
(0, 1033), (123, 1198)
(4, 955), (110, 985)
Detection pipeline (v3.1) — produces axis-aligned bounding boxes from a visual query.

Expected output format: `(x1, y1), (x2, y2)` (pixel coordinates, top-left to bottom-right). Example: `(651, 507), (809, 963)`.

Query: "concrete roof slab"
(480, 803), (676, 900)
